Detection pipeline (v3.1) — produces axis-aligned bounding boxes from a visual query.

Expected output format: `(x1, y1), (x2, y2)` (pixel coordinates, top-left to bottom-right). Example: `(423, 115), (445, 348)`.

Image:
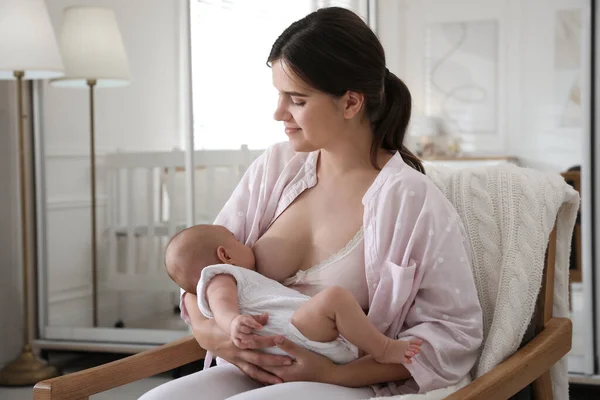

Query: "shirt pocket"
(382, 258), (417, 313)
(370, 259), (418, 332)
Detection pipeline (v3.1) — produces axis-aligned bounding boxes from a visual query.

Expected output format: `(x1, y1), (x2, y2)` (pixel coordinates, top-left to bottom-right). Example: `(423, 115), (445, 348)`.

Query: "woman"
(141, 7), (482, 400)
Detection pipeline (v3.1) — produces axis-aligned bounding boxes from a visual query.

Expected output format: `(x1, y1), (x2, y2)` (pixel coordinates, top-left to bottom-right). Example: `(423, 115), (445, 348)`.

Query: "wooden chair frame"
(33, 226), (571, 400)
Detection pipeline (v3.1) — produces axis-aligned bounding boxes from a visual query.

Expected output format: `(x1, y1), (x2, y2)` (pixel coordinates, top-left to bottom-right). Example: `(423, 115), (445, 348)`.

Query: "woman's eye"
(291, 99), (305, 107)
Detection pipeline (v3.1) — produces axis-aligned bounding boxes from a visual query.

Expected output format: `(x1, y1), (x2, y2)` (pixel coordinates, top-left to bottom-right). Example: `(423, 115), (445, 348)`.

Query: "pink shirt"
(181, 142), (483, 395)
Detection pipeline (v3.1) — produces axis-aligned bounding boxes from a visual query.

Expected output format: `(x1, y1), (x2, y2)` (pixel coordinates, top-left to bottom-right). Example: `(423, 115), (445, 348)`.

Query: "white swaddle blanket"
(197, 264), (359, 364)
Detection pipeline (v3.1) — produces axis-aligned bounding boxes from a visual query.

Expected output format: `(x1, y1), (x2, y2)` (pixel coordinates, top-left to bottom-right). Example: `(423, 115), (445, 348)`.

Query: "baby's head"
(164, 225), (255, 294)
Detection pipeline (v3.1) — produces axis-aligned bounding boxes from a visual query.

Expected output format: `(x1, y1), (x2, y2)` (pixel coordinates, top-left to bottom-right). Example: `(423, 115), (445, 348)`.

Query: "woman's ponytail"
(371, 71), (424, 174)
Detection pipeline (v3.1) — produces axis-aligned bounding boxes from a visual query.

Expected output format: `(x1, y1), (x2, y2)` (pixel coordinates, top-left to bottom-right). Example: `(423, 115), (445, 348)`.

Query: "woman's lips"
(285, 127), (301, 135)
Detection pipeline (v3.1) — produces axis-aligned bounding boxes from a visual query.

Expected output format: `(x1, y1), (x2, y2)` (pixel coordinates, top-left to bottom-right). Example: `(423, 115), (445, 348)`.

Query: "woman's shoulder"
(375, 156), (439, 199)
(373, 155), (455, 213)
(370, 158), (466, 241)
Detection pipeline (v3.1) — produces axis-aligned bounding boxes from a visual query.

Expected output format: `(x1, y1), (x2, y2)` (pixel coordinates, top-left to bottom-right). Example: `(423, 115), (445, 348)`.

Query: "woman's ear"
(216, 246), (232, 264)
(342, 90), (364, 119)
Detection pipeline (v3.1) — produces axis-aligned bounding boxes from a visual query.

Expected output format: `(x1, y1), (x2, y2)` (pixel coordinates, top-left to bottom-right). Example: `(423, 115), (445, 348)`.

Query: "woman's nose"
(273, 98), (290, 121)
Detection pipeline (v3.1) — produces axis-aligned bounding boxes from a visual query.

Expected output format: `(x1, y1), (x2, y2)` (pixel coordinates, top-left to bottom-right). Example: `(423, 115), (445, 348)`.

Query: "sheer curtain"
(189, 0), (370, 150)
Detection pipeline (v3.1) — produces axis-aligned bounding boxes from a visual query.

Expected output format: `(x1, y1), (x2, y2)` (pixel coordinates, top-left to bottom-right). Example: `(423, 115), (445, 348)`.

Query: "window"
(189, 0), (371, 150)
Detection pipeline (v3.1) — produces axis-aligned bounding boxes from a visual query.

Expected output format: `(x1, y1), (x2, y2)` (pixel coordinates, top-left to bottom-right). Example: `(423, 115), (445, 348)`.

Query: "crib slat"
(106, 170), (118, 278)
(206, 166), (216, 220)
(115, 168), (122, 225)
(146, 167), (156, 274)
(240, 144), (250, 181)
(229, 163), (238, 196)
(126, 168), (136, 276)
(166, 166), (177, 238)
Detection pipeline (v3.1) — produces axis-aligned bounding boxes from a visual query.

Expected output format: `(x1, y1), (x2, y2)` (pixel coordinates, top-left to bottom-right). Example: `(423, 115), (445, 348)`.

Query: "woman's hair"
(267, 7), (424, 174)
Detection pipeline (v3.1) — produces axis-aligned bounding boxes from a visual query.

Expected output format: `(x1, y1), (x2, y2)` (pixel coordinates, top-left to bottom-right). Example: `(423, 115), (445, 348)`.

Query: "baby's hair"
(164, 225), (229, 293)
(164, 228), (187, 267)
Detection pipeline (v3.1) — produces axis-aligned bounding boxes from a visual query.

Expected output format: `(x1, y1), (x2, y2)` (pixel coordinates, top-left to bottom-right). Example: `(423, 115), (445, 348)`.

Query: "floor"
(570, 384), (600, 399)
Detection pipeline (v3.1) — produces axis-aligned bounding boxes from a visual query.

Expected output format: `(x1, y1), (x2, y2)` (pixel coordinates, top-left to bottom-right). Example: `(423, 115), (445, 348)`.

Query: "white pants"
(138, 364), (375, 400)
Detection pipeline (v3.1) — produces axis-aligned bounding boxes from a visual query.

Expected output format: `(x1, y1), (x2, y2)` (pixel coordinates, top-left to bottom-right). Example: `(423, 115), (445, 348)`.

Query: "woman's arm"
(183, 292), (293, 385)
(373, 177), (483, 392)
(329, 355), (411, 387)
(183, 291), (236, 352)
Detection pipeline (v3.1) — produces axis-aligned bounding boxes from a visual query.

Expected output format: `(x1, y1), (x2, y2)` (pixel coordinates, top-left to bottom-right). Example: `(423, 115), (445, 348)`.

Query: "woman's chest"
(252, 184), (366, 282)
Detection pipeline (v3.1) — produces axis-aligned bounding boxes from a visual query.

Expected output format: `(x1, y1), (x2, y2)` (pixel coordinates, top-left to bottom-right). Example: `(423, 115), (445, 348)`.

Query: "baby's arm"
(205, 274), (263, 348)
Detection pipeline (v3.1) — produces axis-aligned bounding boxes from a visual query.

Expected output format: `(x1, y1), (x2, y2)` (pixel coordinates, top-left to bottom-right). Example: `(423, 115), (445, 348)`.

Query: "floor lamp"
(0, 0), (64, 385)
(51, 7), (130, 327)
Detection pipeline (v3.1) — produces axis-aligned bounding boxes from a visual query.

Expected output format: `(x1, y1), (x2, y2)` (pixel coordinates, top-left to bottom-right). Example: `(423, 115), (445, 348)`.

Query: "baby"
(165, 224), (422, 365)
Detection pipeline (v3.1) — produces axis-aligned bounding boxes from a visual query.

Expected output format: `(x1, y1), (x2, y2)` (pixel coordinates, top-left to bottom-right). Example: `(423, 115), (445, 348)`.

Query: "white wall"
(513, 0), (586, 171)
(378, 0), (585, 171)
(0, 82), (23, 366)
(41, 0), (183, 329)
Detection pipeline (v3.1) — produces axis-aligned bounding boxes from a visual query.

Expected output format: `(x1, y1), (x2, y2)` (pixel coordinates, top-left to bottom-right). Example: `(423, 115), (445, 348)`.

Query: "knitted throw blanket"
(368, 164), (579, 400)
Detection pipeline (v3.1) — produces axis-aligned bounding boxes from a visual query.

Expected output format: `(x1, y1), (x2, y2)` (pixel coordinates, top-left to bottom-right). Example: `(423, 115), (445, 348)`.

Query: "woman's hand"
(263, 336), (337, 383)
(216, 332), (293, 385)
(185, 293), (293, 385)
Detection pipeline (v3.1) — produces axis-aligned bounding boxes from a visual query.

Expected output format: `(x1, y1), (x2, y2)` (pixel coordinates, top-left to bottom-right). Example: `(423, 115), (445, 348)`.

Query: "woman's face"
(271, 59), (348, 152)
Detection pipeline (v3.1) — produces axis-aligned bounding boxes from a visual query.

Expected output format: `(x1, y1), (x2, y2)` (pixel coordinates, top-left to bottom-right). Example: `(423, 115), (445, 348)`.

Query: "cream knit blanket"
(368, 164), (579, 400)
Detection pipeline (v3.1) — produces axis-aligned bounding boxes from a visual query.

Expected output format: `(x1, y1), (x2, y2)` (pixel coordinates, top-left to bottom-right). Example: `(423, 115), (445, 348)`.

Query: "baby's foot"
(374, 338), (423, 364)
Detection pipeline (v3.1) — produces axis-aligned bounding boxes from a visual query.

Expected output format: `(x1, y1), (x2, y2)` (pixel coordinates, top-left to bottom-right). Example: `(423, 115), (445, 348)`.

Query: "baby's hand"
(230, 314), (265, 349)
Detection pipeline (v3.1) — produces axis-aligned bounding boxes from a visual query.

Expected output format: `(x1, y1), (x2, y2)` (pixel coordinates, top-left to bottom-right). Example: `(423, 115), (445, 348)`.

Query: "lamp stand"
(88, 79), (99, 328)
(0, 71), (60, 386)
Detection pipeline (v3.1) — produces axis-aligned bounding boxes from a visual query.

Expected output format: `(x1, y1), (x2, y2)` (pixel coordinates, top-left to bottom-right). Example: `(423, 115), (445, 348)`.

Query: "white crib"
(101, 146), (263, 299)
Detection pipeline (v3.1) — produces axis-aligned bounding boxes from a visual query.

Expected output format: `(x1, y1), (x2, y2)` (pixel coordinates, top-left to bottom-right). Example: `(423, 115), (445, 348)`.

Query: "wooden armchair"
(33, 226), (571, 400)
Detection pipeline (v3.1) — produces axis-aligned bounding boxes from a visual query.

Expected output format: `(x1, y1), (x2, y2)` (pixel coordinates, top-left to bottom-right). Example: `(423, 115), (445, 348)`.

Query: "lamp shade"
(51, 7), (130, 88)
(0, 0), (65, 80)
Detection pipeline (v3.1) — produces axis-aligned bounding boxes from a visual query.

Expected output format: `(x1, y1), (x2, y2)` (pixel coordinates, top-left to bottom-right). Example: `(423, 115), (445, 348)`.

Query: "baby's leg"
(291, 288), (340, 342)
(291, 286), (421, 364)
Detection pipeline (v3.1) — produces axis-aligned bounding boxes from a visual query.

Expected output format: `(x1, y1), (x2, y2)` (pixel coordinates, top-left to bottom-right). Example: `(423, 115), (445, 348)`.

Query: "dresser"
(422, 155), (518, 170)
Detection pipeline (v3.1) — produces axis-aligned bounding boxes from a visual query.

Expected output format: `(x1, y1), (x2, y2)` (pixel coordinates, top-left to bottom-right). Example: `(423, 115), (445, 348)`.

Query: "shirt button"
(372, 282), (378, 290)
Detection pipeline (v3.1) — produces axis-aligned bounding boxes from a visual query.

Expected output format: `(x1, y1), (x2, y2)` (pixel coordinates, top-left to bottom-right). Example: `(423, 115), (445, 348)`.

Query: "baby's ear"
(216, 246), (232, 263)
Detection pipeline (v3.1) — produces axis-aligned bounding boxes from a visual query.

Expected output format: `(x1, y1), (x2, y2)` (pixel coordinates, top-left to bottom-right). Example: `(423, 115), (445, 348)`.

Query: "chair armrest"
(445, 317), (572, 400)
(33, 336), (206, 400)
